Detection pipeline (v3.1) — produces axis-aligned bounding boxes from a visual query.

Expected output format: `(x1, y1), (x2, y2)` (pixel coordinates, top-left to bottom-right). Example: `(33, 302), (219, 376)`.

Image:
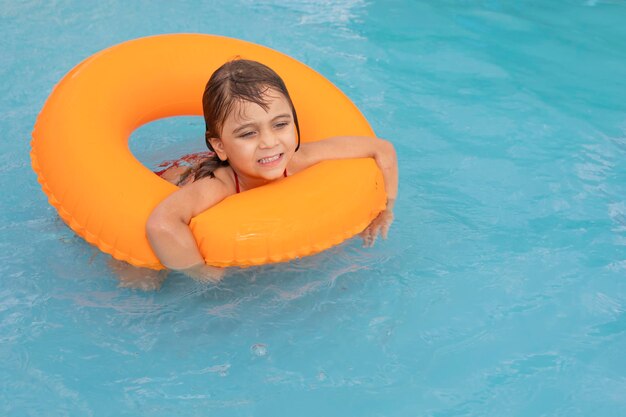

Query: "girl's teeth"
(259, 154), (281, 164)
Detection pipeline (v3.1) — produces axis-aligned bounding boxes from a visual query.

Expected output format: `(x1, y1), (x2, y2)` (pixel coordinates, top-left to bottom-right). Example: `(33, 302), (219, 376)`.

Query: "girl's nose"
(259, 130), (279, 148)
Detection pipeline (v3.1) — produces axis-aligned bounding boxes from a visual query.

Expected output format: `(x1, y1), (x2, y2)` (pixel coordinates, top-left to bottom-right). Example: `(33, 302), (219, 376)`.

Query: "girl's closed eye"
(274, 121), (290, 129)
(239, 130), (257, 138)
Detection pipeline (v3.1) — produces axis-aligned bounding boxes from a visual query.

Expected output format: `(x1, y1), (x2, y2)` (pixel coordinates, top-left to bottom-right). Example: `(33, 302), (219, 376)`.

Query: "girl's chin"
(242, 168), (286, 184)
(259, 170), (286, 181)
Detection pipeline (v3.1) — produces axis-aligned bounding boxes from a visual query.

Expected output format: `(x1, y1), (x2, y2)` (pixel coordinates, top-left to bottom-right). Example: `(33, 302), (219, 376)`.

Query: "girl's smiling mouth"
(257, 153), (284, 166)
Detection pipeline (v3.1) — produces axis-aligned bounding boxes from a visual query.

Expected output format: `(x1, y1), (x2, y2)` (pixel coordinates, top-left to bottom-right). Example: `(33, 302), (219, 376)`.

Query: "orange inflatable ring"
(30, 34), (386, 269)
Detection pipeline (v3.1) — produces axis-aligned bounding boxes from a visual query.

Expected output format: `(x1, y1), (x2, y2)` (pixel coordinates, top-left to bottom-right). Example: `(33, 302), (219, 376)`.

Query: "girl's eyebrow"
(231, 113), (292, 135)
(272, 113), (292, 120)
(232, 123), (255, 135)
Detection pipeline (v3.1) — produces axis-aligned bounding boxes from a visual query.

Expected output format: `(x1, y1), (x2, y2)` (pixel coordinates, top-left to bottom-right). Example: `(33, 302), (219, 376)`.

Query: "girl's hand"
(109, 259), (168, 291)
(360, 207), (394, 247)
(180, 263), (226, 284)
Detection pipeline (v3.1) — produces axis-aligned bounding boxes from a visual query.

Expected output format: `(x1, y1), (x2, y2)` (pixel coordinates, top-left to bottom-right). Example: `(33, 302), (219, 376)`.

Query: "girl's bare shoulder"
(190, 166), (236, 194)
(288, 143), (317, 174)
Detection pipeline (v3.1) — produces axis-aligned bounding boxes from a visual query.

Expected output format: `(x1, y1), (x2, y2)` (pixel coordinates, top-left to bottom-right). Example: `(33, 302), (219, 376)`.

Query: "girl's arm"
(146, 175), (231, 277)
(292, 136), (398, 246)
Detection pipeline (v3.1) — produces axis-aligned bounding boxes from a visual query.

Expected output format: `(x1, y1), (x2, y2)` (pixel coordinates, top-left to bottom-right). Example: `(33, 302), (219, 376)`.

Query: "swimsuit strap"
(234, 170), (240, 194)
(233, 169), (288, 194)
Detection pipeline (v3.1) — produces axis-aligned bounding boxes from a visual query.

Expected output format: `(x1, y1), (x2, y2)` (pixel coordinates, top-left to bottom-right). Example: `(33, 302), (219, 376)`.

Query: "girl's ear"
(208, 137), (228, 161)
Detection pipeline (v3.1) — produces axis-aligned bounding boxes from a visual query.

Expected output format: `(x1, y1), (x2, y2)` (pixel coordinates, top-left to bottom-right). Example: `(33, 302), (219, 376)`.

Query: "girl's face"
(210, 89), (297, 187)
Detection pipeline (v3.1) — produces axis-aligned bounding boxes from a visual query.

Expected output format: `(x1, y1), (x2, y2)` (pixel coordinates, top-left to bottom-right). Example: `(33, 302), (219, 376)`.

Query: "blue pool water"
(2, 0), (626, 415)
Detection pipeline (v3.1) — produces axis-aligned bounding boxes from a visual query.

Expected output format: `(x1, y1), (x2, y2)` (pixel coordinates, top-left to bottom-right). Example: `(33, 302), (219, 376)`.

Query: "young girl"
(147, 59), (398, 282)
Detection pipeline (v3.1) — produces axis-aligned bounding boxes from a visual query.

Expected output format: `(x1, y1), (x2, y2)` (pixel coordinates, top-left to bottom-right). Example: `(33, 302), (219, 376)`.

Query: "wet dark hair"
(193, 59), (301, 181)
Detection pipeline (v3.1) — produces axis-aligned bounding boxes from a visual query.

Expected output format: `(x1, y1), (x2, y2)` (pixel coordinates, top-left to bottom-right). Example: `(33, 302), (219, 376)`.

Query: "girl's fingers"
(362, 209), (394, 247)
(381, 224), (389, 239)
(367, 223), (380, 247)
(184, 264), (225, 283)
(381, 217), (392, 239)
(361, 226), (374, 247)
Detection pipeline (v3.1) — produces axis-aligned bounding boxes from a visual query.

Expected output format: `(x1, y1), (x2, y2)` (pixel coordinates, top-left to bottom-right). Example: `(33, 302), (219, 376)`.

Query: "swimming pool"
(3, 0), (626, 415)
